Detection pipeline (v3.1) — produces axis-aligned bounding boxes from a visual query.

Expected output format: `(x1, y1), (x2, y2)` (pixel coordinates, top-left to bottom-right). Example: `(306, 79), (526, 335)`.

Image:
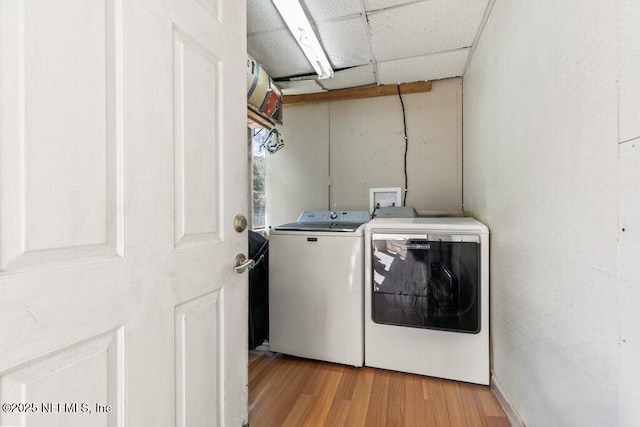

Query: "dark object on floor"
(248, 230), (269, 350)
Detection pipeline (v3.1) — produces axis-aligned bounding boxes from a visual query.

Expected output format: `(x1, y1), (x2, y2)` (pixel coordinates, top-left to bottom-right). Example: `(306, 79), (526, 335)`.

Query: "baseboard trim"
(491, 373), (524, 427)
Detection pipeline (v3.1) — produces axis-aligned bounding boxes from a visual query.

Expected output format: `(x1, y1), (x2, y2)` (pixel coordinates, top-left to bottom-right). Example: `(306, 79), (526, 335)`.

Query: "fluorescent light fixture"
(271, 0), (334, 79)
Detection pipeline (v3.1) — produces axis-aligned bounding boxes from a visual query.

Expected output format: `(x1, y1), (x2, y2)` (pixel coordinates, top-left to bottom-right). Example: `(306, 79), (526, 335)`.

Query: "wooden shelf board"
(282, 81), (432, 105)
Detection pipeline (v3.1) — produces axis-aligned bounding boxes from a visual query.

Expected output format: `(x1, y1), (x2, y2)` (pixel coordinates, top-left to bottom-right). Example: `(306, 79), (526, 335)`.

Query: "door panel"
(175, 292), (221, 427)
(0, 0), (124, 271)
(0, 0), (248, 425)
(173, 28), (221, 247)
(0, 329), (123, 427)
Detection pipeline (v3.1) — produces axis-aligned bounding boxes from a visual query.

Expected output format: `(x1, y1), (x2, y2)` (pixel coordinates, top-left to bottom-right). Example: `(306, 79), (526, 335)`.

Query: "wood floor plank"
(442, 380), (468, 426)
(457, 383), (485, 427)
(405, 374), (438, 426)
(249, 353), (289, 395)
(251, 358), (309, 426)
(249, 354), (294, 416)
(343, 367), (375, 426)
(423, 377), (452, 425)
(323, 398), (352, 426)
(299, 359), (330, 396)
(302, 368), (343, 426)
(386, 371), (407, 426)
(364, 369), (391, 427)
(249, 351), (260, 365)
(248, 351), (510, 427)
(333, 366), (359, 401)
(248, 351), (281, 389)
(475, 386), (508, 417)
(281, 393), (314, 426)
(483, 415), (512, 427)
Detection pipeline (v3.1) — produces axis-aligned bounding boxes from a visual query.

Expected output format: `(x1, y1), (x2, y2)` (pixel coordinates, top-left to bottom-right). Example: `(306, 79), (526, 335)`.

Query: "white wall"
(266, 78), (462, 225)
(617, 0), (640, 423)
(330, 78), (462, 212)
(464, 0), (639, 425)
(265, 103), (329, 228)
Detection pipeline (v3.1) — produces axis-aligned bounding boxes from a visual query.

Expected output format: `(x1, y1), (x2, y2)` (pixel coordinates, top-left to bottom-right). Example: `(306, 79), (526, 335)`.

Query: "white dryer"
(364, 217), (490, 385)
(269, 211), (370, 367)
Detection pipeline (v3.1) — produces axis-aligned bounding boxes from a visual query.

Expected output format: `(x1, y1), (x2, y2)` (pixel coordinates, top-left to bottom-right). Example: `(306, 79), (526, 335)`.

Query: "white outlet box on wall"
(369, 187), (402, 213)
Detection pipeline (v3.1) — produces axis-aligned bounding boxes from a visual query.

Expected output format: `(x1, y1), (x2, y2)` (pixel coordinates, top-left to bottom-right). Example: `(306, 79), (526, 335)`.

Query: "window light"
(271, 0), (334, 79)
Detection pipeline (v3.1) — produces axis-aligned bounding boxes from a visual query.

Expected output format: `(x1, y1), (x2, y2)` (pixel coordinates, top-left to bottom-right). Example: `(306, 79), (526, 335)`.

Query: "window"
(250, 128), (267, 230)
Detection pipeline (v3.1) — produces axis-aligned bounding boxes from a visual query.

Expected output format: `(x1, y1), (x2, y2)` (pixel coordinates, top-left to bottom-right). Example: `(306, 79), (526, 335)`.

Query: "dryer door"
(371, 233), (481, 333)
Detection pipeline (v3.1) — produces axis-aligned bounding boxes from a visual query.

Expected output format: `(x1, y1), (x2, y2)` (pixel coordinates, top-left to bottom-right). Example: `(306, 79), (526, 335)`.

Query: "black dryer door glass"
(371, 234), (481, 333)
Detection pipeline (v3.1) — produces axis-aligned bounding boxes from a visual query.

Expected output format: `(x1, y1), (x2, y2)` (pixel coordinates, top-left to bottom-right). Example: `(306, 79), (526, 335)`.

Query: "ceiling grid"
(247, 0), (492, 94)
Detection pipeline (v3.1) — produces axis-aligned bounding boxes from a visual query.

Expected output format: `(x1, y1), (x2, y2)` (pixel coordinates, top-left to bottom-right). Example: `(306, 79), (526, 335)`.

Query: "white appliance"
(269, 211), (371, 367)
(364, 217), (490, 384)
(375, 206), (417, 218)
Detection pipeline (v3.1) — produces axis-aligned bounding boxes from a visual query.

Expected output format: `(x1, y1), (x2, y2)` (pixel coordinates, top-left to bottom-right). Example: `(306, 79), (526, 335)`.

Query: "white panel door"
(0, 0), (248, 426)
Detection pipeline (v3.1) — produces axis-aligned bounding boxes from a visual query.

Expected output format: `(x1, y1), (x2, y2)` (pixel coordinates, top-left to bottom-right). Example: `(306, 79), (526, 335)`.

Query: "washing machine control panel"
(298, 210), (371, 224)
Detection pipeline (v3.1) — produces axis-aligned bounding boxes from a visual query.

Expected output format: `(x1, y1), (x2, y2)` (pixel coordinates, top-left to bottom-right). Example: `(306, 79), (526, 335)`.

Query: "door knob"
(234, 253), (255, 273)
(234, 214), (248, 232)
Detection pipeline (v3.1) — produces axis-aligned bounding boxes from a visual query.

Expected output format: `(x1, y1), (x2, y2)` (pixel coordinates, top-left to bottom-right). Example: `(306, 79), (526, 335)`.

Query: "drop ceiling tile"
(368, 0), (489, 61)
(316, 17), (372, 69)
(278, 80), (327, 95)
(303, 0), (363, 22)
(320, 64), (376, 90)
(247, 0), (286, 35)
(364, 0), (422, 12)
(248, 30), (314, 78)
(377, 48), (469, 84)
(249, 0), (362, 35)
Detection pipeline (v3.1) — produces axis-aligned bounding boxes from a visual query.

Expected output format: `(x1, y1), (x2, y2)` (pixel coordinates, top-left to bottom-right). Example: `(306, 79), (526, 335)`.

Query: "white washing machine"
(364, 217), (490, 384)
(269, 211), (370, 367)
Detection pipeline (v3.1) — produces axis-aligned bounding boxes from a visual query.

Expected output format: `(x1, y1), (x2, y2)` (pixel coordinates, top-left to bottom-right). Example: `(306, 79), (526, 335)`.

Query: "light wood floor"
(248, 350), (510, 427)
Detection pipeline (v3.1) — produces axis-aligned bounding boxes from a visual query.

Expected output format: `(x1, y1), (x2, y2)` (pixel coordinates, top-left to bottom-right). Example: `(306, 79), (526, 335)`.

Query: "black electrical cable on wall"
(397, 85), (409, 206)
